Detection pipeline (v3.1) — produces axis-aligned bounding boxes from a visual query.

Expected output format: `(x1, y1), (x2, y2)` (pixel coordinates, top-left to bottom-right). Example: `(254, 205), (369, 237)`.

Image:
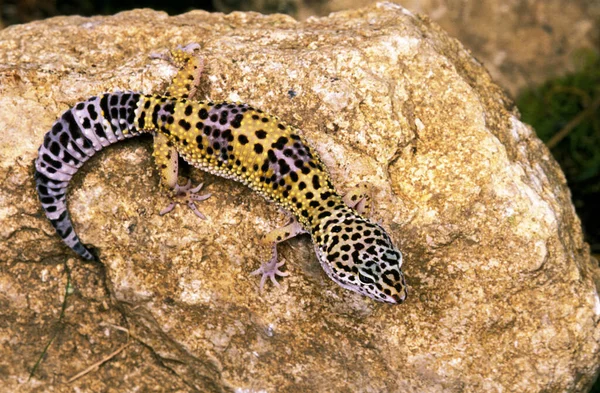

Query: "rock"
(228, 0), (600, 98)
(0, 4), (598, 392)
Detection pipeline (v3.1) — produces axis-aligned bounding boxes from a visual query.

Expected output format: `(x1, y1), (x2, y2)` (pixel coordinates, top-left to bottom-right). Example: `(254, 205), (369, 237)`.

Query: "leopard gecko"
(34, 46), (407, 304)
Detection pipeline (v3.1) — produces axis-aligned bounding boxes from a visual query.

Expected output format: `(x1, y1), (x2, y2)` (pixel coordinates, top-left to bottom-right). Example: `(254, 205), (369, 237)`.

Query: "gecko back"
(35, 92), (142, 260)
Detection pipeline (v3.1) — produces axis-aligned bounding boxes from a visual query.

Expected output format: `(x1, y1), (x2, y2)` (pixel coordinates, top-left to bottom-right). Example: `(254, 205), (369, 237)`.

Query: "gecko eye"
(358, 272), (375, 284)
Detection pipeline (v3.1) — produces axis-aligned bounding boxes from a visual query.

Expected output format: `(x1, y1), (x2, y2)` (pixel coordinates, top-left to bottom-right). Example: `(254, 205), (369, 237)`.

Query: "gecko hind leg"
(251, 218), (306, 289)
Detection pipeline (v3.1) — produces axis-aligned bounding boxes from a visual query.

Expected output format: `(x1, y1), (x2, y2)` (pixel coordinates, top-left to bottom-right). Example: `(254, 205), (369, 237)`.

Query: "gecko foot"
(160, 180), (211, 219)
(250, 245), (289, 289)
(177, 43), (201, 53)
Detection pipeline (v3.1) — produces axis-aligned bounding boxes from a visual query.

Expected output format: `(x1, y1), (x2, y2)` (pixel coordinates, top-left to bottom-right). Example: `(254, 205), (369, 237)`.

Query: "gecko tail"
(34, 91), (143, 260)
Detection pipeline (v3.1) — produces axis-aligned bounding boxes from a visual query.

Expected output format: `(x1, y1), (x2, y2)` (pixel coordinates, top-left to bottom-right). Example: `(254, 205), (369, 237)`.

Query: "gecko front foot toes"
(160, 180), (211, 219)
(177, 43), (201, 53)
(250, 245), (289, 289)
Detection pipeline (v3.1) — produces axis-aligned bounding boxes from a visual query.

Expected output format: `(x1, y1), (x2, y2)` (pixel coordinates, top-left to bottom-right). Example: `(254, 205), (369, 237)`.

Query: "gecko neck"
(304, 195), (361, 246)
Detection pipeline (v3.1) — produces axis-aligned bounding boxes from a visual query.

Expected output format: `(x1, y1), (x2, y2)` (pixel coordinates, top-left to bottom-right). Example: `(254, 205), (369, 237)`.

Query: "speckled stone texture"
(219, 0), (600, 98)
(0, 4), (598, 392)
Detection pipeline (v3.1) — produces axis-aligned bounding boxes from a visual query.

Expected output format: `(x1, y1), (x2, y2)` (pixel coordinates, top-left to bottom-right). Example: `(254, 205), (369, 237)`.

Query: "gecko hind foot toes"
(250, 245), (289, 290)
(160, 180), (211, 219)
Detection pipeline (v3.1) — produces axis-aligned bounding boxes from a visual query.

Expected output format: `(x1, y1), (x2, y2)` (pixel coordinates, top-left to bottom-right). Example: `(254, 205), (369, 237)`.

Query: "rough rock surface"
(216, 0), (600, 98)
(0, 4), (598, 392)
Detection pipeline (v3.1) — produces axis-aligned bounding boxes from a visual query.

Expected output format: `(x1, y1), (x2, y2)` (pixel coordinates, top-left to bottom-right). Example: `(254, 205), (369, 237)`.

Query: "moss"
(517, 48), (600, 254)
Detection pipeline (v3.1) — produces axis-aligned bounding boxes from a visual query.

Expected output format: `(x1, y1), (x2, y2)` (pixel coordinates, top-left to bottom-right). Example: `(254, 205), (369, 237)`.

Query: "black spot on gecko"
(88, 105), (98, 120)
(42, 154), (62, 169)
(49, 142), (60, 155)
(261, 161), (269, 172)
(120, 93), (131, 105)
(255, 130), (267, 139)
(238, 135), (249, 145)
(199, 108), (208, 119)
(231, 114), (243, 128)
(94, 123), (106, 138)
(62, 150), (78, 165)
(279, 160), (290, 175)
(254, 144), (264, 154)
(127, 108), (135, 125)
(152, 104), (160, 125)
(272, 137), (288, 150)
(185, 105), (193, 116)
(222, 129), (233, 142)
(164, 103), (175, 114)
(178, 119), (191, 131)
(318, 211), (332, 219)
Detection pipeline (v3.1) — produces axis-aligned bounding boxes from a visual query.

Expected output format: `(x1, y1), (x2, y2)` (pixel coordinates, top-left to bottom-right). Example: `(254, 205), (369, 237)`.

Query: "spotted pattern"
(35, 92), (141, 260)
(35, 52), (407, 303)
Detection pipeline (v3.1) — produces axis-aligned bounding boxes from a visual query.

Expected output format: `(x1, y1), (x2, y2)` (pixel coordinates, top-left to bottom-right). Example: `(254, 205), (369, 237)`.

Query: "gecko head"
(315, 216), (407, 304)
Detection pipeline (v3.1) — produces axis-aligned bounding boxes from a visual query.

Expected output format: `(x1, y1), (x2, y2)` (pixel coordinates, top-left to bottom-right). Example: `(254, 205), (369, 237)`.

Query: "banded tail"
(35, 91), (142, 260)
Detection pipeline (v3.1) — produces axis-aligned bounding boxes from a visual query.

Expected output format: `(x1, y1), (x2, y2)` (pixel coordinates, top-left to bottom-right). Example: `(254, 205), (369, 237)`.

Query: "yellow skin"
(34, 46), (407, 303)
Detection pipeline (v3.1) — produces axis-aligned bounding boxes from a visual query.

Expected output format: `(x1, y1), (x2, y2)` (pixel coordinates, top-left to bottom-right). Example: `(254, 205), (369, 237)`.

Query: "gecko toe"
(251, 245), (289, 290)
(160, 180), (211, 219)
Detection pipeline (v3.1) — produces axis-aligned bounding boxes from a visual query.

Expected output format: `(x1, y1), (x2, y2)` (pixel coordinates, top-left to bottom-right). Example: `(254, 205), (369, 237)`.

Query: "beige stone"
(215, 0), (600, 98)
(0, 4), (598, 392)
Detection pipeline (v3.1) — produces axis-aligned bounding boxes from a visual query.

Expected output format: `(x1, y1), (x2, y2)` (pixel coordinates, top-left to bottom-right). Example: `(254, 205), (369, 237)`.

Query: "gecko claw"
(251, 245), (289, 290)
(160, 180), (211, 219)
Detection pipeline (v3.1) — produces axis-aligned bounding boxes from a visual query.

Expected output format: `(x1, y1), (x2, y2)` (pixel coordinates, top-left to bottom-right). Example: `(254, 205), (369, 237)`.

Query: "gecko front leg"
(152, 132), (211, 218)
(250, 217), (306, 289)
(152, 44), (211, 218)
(342, 183), (372, 216)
